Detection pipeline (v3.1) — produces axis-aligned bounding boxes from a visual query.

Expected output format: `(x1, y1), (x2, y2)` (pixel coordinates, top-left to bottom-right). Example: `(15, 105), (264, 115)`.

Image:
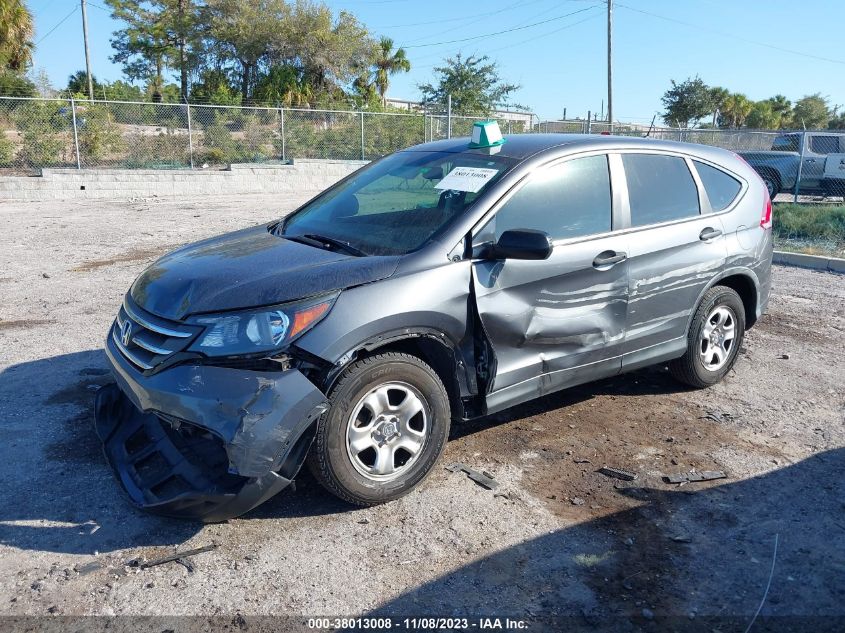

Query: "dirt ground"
(0, 194), (843, 630)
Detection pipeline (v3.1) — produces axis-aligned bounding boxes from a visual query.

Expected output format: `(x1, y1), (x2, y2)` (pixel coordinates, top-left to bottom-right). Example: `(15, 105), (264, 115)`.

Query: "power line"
(35, 5), (79, 45)
(401, 0), (552, 46)
(409, 6), (602, 68)
(374, 0), (549, 30)
(616, 3), (845, 66)
(400, 4), (599, 49)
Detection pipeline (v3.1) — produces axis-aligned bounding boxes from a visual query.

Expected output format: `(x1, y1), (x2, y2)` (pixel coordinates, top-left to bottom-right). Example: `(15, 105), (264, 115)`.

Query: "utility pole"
(607, 0), (613, 131)
(80, 0), (93, 100)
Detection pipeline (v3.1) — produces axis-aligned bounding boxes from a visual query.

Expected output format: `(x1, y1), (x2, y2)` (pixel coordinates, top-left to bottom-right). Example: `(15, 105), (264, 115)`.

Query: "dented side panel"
(472, 235), (629, 398)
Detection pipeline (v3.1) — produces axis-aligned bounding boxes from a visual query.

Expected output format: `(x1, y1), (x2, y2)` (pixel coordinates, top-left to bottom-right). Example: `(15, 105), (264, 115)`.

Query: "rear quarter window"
(622, 154), (700, 227)
(693, 161), (742, 211)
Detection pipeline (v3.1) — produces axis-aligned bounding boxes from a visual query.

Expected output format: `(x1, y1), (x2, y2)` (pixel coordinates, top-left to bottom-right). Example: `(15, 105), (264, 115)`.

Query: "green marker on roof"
(468, 120), (506, 149)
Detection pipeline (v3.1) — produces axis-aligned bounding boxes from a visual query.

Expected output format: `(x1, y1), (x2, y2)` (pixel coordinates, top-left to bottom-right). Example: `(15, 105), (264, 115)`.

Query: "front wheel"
(670, 286), (746, 388)
(307, 352), (450, 506)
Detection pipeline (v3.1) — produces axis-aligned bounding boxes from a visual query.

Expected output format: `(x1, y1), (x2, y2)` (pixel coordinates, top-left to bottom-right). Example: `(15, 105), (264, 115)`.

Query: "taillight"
(760, 191), (772, 229)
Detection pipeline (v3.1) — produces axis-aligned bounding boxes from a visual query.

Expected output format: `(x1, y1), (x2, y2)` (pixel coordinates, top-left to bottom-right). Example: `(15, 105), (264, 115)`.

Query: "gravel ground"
(0, 194), (843, 629)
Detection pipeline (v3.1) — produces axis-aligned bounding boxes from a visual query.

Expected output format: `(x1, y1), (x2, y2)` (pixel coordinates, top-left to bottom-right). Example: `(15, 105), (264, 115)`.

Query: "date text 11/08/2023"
(306, 617), (529, 630)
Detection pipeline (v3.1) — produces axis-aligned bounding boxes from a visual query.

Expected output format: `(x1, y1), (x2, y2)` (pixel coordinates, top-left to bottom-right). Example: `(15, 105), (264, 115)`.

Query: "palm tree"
(721, 93), (753, 128)
(372, 37), (410, 108)
(767, 94), (792, 128)
(708, 86), (730, 128)
(0, 0), (34, 73)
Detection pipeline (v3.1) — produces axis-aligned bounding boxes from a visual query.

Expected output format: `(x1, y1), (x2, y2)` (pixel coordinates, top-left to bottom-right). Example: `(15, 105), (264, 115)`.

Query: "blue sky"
(27, 0), (845, 123)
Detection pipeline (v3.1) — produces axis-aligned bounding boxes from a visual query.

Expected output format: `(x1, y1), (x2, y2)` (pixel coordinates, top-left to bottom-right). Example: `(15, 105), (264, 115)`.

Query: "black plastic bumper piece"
(95, 383), (293, 522)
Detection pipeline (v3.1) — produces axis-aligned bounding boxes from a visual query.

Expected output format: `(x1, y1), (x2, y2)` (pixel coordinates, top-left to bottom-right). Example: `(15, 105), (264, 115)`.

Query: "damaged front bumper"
(95, 336), (329, 522)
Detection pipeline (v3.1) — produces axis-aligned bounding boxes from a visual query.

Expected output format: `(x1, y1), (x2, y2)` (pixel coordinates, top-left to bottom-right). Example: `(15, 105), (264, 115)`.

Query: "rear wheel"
(307, 352), (450, 506)
(760, 173), (779, 199)
(670, 286), (746, 388)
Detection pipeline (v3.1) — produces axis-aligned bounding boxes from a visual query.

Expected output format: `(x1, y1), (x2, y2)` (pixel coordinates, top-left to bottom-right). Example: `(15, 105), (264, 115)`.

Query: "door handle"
(699, 227), (722, 241)
(593, 250), (627, 268)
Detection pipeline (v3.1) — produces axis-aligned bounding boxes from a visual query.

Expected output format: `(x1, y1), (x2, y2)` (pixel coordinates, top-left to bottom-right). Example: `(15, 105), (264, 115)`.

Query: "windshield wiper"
(286, 233), (368, 257)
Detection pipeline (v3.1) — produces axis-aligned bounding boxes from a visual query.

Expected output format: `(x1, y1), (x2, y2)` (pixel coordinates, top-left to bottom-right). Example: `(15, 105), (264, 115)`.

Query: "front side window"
(694, 161), (742, 211)
(280, 151), (516, 256)
(622, 154), (700, 227)
(492, 155), (612, 241)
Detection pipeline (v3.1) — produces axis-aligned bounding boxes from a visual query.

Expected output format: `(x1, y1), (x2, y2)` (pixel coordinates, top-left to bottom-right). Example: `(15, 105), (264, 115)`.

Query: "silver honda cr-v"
(95, 127), (773, 521)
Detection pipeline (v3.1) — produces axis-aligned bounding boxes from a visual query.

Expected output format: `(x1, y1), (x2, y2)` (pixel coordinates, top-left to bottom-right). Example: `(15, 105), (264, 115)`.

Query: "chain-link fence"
(0, 96), (537, 175)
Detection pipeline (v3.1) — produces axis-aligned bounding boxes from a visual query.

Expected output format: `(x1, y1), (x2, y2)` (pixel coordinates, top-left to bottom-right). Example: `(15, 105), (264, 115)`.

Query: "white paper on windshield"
(435, 167), (499, 193)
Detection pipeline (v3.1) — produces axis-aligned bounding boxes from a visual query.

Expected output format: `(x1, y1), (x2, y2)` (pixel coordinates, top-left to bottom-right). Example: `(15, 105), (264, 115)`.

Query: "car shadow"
(367, 448), (845, 628)
(0, 349), (763, 563)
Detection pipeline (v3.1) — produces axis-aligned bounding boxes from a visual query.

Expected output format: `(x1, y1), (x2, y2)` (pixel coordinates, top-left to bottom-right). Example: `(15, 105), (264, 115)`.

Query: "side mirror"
(488, 229), (553, 260)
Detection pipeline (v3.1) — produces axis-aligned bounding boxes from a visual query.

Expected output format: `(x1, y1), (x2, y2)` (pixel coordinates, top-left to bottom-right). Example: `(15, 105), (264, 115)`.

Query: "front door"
(471, 154), (629, 412)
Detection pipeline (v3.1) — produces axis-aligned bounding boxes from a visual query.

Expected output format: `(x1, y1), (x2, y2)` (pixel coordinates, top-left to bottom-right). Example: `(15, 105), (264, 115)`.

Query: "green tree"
(708, 86), (730, 128)
(191, 68), (239, 105)
(746, 101), (779, 129)
(102, 79), (145, 101)
(106, 0), (199, 102)
(0, 0), (33, 72)
(284, 1), (373, 94)
(792, 93), (830, 129)
(371, 37), (410, 108)
(765, 94), (792, 128)
(661, 76), (712, 127)
(418, 53), (520, 116)
(202, 0), (290, 104)
(0, 69), (35, 97)
(720, 93), (752, 128)
(67, 70), (104, 97)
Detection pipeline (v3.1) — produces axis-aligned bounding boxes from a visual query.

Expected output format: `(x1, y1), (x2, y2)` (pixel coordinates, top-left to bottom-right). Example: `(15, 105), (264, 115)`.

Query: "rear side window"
(693, 161), (742, 211)
(493, 155), (612, 241)
(622, 154), (700, 227)
(809, 135), (840, 155)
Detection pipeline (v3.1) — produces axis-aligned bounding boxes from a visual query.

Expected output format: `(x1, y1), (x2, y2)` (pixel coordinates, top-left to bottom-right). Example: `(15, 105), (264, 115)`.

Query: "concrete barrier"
(0, 159), (368, 202)
(773, 250), (845, 273)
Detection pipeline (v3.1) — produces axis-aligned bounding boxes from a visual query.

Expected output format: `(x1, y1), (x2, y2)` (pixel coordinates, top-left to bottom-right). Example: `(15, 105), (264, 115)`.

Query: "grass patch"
(773, 203), (845, 242)
(773, 203), (845, 258)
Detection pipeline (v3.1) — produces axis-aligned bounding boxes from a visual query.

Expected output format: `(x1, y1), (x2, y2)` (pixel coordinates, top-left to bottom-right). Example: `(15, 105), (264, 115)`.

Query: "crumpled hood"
(130, 224), (400, 320)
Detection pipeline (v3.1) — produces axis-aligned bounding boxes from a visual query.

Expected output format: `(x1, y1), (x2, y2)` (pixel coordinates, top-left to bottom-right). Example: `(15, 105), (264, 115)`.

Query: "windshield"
(279, 150), (516, 256)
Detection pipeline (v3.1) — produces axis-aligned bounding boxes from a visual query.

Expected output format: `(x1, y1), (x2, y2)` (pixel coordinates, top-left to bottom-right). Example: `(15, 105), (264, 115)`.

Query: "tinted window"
(694, 161), (742, 211)
(622, 154), (700, 226)
(771, 135), (799, 152)
(809, 135), (839, 155)
(494, 155), (612, 241)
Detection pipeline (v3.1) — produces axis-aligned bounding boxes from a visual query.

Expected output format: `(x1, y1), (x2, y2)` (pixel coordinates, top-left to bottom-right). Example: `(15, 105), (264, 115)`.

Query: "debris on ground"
(778, 353), (790, 359)
(445, 462), (499, 490)
(570, 497), (586, 506)
(127, 543), (217, 571)
(598, 466), (638, 481)
(701, 411), (734, 423)
(663, 471), (727, 484)
(573, 458), (591, 464)
(74, 561), (105, 576)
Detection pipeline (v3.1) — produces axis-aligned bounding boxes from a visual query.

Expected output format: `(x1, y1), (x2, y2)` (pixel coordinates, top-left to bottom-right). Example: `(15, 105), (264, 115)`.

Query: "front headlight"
(187, 294), (337, 357)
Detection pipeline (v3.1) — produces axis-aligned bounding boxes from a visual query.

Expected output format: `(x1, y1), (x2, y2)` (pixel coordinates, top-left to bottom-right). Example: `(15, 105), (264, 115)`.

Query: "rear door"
(620, 152), (728, 368)
(471, 153), (629, 410)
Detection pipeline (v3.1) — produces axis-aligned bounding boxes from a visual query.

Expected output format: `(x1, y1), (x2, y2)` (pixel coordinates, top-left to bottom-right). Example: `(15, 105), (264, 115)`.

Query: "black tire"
(760, 173), (780, 199)
(306, 352), (450, 506)
(670, 286), (746, 388)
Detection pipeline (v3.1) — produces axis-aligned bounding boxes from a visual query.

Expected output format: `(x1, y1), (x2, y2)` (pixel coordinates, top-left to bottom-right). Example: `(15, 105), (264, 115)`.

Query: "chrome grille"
(111, 297), (198, 371)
